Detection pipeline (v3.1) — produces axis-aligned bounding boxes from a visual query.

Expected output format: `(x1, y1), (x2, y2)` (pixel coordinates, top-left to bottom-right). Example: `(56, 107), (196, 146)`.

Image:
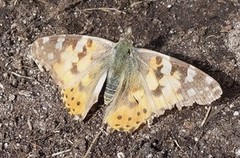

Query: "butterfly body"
(104, 38), (138, 104)
(31, 34), (222, 132)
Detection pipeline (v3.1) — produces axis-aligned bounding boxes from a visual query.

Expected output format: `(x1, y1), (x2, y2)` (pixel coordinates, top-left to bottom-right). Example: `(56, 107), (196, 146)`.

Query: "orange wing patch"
(146, 56), (184, 113)
(51, 39), (98, 88)
(104, 78), (153, 132)
(137, 48), (222, 116)
(31, 35), (112, 120)
(62, 83), (88, 116)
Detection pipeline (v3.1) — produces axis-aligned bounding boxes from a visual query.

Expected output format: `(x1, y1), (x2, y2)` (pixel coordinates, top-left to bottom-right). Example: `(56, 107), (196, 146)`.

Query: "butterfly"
(31, 31), (222, 133)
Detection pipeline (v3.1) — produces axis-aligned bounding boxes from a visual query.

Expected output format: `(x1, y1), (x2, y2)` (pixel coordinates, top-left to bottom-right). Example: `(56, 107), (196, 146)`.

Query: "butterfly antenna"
(83, 124), (105, 158)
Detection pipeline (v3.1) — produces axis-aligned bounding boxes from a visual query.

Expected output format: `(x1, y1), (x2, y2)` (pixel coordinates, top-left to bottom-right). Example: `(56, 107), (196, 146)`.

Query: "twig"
(10, 71), (33, 80)
(130, 1), (143, 7)
(83, 125), (104, 158)
(205, 104), (228, 124)
(200, 106), (212, 127)
(173, 139), (182, 150)
(130, 0), (156, 7)
(52, 149), (71, 157)
(13, 0), (18, 5)
(83, 7), (125, 14)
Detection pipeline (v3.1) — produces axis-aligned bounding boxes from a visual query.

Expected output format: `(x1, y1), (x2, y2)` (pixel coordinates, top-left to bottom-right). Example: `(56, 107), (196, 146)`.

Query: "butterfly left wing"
(31, 35), (114, 119)
(135, 48), (222, 116)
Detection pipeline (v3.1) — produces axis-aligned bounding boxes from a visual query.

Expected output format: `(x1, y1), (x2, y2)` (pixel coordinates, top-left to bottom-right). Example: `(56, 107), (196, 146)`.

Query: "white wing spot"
(42, 37), (49, 44)
(161, 59), (172, 75)
(164, 55), (171, 60)
(55, 37), (65, 50)
(48, 53), (54, 60)
(75, 39), (86, 52)
(187, 88), (196, 97)
(205, 76), (214, 85)
(204, 87), (210, 91)
(185, 66), (196, 83)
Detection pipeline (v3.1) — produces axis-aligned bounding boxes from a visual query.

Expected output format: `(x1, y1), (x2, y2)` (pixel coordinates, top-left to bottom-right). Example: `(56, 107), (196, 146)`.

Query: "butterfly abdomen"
(104, 75), (120, 104)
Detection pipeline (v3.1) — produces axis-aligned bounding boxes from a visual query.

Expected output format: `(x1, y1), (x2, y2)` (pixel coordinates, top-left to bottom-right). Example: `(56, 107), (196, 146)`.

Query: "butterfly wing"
(135, 48), (223, 116)
(31, 35), (114, 119)
(103, 71), (155, 132)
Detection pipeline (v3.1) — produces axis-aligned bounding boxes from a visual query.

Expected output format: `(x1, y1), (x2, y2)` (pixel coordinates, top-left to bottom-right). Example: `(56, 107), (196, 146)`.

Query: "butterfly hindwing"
(103, 72), (154, 132)
(136, 48), (222, 116)
(31, 35), (114, 119)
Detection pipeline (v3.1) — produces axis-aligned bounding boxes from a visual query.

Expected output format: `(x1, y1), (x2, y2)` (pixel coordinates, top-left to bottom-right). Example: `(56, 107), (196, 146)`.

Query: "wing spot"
(154, 65), (164, 79)
(55, 37), (65, 50)
(187, 88), (196, 97)
(205, 76), (214, 85)
(71, 63), (78, 74)
(128, 117), (132, 121)
(117, 115), (122, 120)
(77, 101), (81, 106)
(87, 39), (93, 47)
(42, 37), (49, 44)
(47, 53), (54, 60)
(65, 95), (68, 98)
(185, 66), (196, 83)
(70, 88), (74, 92)
(170, 65), (178, 75)
(115, 124), (120, 126)
(119, 127), (124, 131)
(204, 87), (210, 91)
(156, 56), (162, 65)
(137, 112), (141, 116)
(152, 85), (163, 96)
(126, 125), (130, 128)
(143, 108), (147, 114)
(71, 97), (75, 100)
(78, 46), (87, 60)
(136, 121), (140, 124)
(79, 82), (84, 90)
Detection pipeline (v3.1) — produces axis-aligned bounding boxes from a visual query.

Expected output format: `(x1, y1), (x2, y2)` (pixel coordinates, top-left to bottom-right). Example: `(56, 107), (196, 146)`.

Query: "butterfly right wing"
(135, 48), (222, 116)
(31, 35), (114, 119)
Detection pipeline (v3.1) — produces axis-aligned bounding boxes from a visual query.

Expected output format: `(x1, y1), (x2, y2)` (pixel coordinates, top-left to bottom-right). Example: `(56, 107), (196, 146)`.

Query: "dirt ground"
(0, 0), (240, 157)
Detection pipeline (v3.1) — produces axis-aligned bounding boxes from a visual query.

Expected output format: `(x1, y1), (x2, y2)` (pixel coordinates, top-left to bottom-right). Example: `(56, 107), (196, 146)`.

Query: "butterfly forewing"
(31, 35), (114, 119)
(135, 48), (222, 116)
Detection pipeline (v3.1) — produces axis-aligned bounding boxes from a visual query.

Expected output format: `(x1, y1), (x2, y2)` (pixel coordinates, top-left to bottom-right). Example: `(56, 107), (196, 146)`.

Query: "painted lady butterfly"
(31, 31), (222, 132)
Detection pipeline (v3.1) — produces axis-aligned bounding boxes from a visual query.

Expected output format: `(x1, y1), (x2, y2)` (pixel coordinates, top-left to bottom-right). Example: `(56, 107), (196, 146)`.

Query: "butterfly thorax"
(104, 38), (138, 104)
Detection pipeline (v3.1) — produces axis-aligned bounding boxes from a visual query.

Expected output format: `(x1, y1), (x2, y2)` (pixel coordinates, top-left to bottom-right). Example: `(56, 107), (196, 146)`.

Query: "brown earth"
(0, 0), (240, 157)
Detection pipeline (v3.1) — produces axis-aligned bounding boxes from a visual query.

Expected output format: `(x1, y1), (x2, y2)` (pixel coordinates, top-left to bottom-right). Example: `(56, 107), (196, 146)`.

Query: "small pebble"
(117, 152), (125, 158)
(235, 148), (240, 157)
(3, 142), (8, 149)
(9, 94), (16, 101)
(233, 111), (239, 116)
